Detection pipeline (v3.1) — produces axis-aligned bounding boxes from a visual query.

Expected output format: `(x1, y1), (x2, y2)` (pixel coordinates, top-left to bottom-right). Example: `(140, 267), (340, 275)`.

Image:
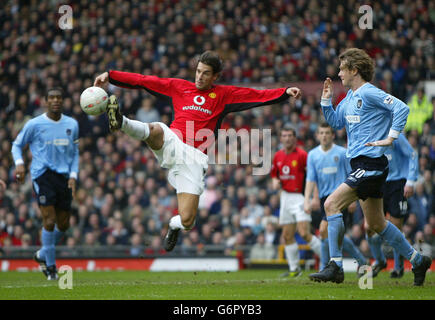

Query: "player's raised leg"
(309, 183), (358, 283)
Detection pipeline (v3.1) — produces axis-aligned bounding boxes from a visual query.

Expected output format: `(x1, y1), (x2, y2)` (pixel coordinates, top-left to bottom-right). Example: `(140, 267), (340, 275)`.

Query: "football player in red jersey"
(94, 51), (301, 252)
(271, 124), (321, 277)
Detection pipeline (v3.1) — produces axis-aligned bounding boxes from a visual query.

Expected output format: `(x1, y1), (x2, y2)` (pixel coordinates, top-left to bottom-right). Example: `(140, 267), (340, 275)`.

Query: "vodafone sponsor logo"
(182, 105), (212, 115)
(182, 95), (212, 115)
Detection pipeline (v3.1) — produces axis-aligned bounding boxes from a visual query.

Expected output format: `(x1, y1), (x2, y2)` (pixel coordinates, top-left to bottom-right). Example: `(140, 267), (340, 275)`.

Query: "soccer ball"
(80, 86), (109, 116)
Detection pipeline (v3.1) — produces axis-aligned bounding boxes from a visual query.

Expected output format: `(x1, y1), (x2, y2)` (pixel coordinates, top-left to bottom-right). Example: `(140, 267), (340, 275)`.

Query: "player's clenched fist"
(286, 87), (302, 99)
(94, 72), (109, 87)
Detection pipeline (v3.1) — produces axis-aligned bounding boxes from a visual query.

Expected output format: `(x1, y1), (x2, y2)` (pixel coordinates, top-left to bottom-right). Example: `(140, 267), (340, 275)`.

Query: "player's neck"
(47, 111), (62, 121)
(284, 145), (296, 154)
(351, 78), (367, 92)
(321, 143), (333, 152)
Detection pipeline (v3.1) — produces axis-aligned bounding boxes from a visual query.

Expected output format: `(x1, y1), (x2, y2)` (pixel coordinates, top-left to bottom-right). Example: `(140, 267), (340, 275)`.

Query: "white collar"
(43, 112), (63, 123)
(320, 143), (335, 154)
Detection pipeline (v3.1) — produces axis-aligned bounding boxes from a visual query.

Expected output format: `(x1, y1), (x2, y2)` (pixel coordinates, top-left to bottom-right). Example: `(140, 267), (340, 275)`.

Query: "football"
(80, 86), (109, 116)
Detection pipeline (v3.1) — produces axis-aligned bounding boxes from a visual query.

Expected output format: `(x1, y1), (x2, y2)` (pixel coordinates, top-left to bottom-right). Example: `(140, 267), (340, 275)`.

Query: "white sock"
(309, 235), (322, 256)
(121, 116), (150, 140)
(284, 243), (300, 272)
(169, 215), (184, 230)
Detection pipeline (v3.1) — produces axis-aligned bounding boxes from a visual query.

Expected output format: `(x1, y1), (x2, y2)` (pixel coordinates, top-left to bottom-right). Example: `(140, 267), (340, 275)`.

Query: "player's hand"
(0, 179), (6, 190)
(321, 77), (333, 100)
(272, 178), (281, 191)
(286, 87), (302, 99)
(94, 72), (109, 87)
(68, 178), (77, 200)
(304, 200), (312, 214)
(403, 185), (414, 198)
(365, 137), (394, 147)
(15, 165), (25, 184)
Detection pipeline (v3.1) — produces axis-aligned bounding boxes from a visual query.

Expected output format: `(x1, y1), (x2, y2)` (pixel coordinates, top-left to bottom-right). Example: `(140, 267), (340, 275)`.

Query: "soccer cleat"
(46, 265), (58, 281)
(412, 255), (432, 286)
(280, 269), (302, 278)
(33, 250), (48, 278)
(309, 261), (344, 283)
(390, 268), (404, 279)
(164, 228), (180, 252)
(371, 260), (387, 277)
(107, 95), (123, 132)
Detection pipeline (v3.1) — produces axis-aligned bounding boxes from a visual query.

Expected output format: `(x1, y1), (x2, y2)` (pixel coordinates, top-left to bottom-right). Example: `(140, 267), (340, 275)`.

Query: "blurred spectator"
(249, 232), (276, 260)
(405, 87), (433, 134)
(408, 181), (433, 232)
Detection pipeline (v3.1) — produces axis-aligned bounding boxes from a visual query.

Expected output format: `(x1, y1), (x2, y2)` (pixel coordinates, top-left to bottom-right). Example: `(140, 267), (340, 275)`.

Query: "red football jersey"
(109, 71), (290, 152)
(270, 147), (307, 193)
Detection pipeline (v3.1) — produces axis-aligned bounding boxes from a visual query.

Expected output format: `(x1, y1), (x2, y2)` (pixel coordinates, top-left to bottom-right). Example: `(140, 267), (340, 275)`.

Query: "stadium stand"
(0, 0), (434, 265)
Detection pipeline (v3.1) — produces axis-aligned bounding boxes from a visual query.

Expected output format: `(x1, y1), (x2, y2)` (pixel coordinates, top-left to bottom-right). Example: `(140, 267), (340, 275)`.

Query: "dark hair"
(198, 51), (223, 74)
(281, 123), (297, 137)
(339, 48), (374, 82)
(46, 87), (64, 99)
(318, 122), (334, 133)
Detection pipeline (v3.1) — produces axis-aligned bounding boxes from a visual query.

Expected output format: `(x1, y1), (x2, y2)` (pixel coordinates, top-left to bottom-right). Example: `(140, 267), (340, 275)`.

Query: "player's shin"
(366, 233), (386, 264)
(379, 221), (422, 267)
(121, 117), (150, 141)
(320, 238), (330, 270)
(326, 213), (345, 268)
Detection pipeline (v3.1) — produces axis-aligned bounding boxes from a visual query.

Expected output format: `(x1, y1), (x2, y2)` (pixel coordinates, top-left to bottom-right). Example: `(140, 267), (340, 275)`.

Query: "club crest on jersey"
(193, 95), (206, 106)
(208, 92), (216, 99)
(291, 160), (298, 167)
(334, 156), (339, 162)
(66, 129), (71, 135)
(357, 99), (362, 108)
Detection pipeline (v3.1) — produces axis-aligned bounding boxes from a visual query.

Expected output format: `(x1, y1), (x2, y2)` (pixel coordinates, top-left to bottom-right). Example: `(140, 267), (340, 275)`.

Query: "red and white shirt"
(271, 147), (307, 193)
(109, 71), (290, 152)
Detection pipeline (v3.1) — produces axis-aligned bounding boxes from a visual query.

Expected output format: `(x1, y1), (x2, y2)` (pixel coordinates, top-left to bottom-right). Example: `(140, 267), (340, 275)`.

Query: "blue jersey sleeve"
(363, 88), (409, 137)
(321, 96), (347, 130)
(70, 120), (80, 179)
(397, 135), (419, 183)
(306, 151), (318, 183)
(11, 120), (34, 165)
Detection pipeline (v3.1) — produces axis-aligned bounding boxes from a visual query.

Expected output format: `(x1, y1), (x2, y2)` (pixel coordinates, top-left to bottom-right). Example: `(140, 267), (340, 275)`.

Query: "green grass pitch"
(0, 269), (434, 300)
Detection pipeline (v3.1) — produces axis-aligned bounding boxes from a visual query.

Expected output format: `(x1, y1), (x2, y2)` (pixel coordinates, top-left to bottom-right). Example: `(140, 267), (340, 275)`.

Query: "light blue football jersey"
(306, 144), (350, 199)
(321, 83), (409, 159)
(384, 133), (418, 183)
(12, 113), (79, 180)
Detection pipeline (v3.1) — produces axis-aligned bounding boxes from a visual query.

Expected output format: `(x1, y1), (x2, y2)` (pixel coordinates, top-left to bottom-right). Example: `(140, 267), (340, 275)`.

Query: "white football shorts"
(150, 122), (208, 195)
(279, 191), (311, 225)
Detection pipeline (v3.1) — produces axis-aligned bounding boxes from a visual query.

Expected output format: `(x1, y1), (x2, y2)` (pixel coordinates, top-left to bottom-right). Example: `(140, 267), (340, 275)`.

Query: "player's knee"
(323, 198), (336, 215)
(319, 225), (328, 239)
(57, 221), (69, 232)
(43, 218), (56, 231)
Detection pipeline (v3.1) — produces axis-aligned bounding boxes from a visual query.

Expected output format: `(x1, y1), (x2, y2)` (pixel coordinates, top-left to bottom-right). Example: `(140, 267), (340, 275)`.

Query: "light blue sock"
(326, 213), (345, 268)
(54, 225), (65, 245)
(366, 233), (386, 264)
(343, 236), (366, 266)
(393, 248), (404, 271)
(320, 238), (330, 270)
(40, 228), (56, 267)
(379, 221), (422, 268)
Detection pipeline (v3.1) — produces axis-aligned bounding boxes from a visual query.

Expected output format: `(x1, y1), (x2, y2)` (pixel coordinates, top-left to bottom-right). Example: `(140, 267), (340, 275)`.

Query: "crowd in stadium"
(0, 0), (434, 259)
